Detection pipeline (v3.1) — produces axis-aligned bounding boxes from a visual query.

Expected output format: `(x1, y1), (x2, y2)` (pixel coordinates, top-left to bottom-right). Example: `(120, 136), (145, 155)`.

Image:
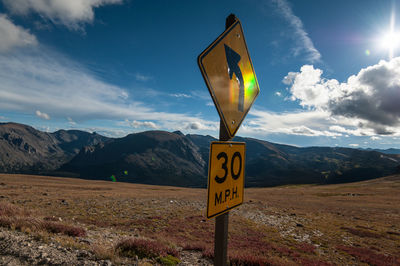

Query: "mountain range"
(1, 122), (399, 187)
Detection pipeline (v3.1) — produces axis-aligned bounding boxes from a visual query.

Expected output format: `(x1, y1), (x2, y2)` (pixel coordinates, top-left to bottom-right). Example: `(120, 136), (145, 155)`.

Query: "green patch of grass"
(157, 255), (180, 266)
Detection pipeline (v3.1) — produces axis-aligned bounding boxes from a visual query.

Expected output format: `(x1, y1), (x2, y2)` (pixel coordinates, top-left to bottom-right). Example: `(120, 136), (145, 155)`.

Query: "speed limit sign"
(207, 141), (245, 219)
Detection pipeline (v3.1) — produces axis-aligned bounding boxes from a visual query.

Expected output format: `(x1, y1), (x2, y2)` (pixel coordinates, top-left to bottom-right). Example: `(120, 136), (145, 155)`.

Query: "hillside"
(60, 131), (207, 187)
(0, 122), (399, 187)
(0, 173), (399, 265)
(0, 122), (109, 174)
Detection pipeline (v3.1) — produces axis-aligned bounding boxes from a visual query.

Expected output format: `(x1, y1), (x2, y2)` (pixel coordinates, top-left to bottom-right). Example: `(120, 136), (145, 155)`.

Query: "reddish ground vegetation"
(115, 238), (178, 258)
(42, 221), (86, 237)
(161, 215), (214, 252)
(228, 251), (278, 266)
(341, 226), (382, 238)
(0, 202), (85, 237)
(295, 243), (316, 254)
(1, 173), (400, 265)
(337, 245), (400, 266)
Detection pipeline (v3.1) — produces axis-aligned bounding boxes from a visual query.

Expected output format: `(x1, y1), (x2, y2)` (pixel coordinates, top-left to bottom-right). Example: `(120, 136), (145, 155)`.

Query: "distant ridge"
(0, 122), (109, 174)
(0, 122), (399, 187)
(362, 148), (400, 155)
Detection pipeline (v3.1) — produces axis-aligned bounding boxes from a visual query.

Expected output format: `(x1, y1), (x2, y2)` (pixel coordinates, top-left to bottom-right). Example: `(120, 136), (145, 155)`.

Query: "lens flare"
(240, 61), (258, 106)
(228, 61), (258, 111)
(110, 175), (116, 182)
(365, 49), (370, 56)
(124, 170), (128, 175)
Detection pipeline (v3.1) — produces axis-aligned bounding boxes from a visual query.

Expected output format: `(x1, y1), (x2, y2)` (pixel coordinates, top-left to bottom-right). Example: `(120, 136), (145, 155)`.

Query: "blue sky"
(1, 0), (400, 149)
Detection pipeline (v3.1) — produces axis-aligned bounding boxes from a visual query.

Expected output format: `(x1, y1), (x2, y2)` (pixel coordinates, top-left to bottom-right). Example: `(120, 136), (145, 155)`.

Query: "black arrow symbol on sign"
(224, 44), (244, 112)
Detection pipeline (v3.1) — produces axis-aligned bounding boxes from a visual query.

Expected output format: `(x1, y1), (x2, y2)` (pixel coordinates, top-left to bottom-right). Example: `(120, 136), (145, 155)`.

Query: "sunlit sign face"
(198, 19), (260, 138)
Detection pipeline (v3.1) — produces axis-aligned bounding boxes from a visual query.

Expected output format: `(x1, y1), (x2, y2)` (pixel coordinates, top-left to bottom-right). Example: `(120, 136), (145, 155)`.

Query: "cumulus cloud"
(129, 120), (158, 129)
(284, 57), (400, 135)
(35, 110), (50, 120)
(185, 121), (217, 131)
(0, 14), (37, 52)
(2, 0), (122, 30)
(270, 0), (321, 62)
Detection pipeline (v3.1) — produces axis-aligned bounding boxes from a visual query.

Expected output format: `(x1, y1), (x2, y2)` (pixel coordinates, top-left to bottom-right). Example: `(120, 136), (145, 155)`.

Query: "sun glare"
(378, 8), (399, 59)
(380, 31), (400, 57)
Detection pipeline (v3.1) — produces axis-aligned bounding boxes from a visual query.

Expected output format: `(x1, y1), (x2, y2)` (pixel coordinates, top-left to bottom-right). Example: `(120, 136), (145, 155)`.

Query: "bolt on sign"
(198, 19), (260, 138)
(207, 141), (245, 219)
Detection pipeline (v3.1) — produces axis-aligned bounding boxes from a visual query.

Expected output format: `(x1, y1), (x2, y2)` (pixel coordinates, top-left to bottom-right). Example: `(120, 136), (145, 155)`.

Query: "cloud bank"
(0, 50), (217, 134)
(283, 57), (400, 135)
(2, 0), (122, 30)
(0, 14), (37, 52)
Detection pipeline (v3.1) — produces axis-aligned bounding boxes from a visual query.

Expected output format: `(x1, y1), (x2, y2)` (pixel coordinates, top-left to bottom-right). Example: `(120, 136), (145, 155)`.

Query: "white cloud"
(370, 136), (381, 140)
(349, 144), (359, 147)
(243, 109), (342, 137)
(135, 73), (152, 82)
(185, 121), (216, 131)
(271, 0), (321, 62)
(0, 50), (217, 134)
(284, 57), (400, 135)
(0, 14), (37, 52)
(129, 120), (158, 129)
(35, 110), (50, 120)
(275, 91), (282, 97)
(170, 93), (192, 98)
(2, 0), (122, 30)
(67, 117), (76, 125)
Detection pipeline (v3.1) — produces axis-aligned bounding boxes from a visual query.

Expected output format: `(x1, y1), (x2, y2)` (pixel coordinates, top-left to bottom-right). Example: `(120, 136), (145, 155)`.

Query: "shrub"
(0, 216), (12, 227)
(182, 242), (206, 251)
(116, 238), (178, 259)
(91, 244), (115, 260)
(0, 202), (28, 217)
(41, 221), (86, 237)
(201, 248), (214, 260)
(229, 252), (275, 266)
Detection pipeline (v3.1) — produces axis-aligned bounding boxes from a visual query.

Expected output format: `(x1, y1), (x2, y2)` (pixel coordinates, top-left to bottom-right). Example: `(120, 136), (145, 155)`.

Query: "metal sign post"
(215, 121), (231, 266)
(197, 13), (260, 266)
(214, 15), (239, 266)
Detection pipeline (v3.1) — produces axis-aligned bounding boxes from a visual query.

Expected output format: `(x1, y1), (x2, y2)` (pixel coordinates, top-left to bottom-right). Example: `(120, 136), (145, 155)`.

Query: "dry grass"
(0, 173), (400, 265)
(0, 201), (85, 237)
(116, 238), (178, 258)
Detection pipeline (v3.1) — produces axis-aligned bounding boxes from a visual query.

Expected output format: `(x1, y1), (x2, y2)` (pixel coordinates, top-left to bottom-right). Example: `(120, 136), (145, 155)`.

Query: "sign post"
(197, 14), (260, 266)
(215, 121), (231, 266)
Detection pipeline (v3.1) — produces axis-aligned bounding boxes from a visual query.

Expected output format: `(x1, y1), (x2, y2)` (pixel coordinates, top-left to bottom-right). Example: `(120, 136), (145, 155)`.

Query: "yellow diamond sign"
(198, 19), (260, 138)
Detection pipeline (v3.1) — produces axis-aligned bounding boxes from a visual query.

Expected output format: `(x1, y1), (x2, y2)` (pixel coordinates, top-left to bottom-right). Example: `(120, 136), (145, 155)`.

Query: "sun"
(377, 8), (399, 59)
(380, 30), (400, 58)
